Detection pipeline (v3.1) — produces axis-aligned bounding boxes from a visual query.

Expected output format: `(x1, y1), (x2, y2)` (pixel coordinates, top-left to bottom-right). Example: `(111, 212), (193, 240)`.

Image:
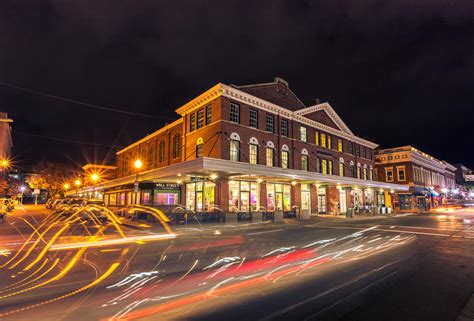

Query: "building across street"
(71, 77), (408, 218)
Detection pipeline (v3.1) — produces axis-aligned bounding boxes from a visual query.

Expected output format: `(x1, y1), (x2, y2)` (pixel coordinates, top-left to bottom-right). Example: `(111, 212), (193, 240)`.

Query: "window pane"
(338, 139), (343, 152)
(230, 140), (239, 161)
(321, 133), (327, 148)
(301, 155), (308, 171)
(249, 144), (258, 164)
(266, 114), (274, 133)
(281, 151), (289, 168)
(206, 105), (212, 125)
(249, 109), (258, 128)
(300, 126), (307, 142)
(190, 113), (196, 132)
(230, 103), (240, 123)
(266, 148), (274, 167)
(197, 110), (204, 129)
(281, 119), (288, 137)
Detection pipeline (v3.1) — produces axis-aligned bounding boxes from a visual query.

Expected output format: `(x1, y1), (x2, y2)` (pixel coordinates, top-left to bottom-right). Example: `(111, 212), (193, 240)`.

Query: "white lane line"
(317, 225), (451, 237)
(247, 229), (283, 236)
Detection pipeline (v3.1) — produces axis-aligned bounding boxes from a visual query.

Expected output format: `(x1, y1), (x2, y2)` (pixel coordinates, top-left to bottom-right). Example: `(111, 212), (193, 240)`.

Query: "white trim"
(281, 144), (289, 152)
(294, 102), (354, 136)
(249, 137), (259, 145)
(301, 148), (309, 155)
(339, 157), (345, 163)
(266, 141), (275, 148)
(230, 132), (241, 141)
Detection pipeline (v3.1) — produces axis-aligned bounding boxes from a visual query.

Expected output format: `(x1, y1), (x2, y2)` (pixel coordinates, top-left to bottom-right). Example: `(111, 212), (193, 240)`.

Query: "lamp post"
(133, 159), (142, 205)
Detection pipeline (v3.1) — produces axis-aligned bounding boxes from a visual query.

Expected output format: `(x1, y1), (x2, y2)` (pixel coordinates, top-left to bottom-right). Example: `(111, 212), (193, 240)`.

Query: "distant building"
(376, 146), (456, 211)
(0, 112), (13, 196)
(454, 164), (474, 185)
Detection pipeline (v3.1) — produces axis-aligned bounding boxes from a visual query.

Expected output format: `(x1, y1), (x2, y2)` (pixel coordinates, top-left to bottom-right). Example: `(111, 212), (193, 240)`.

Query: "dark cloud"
(1, 0), (473, 168)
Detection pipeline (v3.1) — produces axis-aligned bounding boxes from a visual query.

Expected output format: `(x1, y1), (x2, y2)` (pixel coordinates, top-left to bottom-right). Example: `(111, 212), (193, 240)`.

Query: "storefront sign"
(155, 183), (180, 191)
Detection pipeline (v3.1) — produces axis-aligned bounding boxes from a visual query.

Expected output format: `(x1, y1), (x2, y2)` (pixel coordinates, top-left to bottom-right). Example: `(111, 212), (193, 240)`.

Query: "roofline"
(116, 118), (183, 155)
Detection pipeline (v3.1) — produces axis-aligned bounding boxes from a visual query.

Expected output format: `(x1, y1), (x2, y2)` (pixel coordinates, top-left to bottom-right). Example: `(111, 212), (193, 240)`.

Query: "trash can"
(346, 208), (353, 218)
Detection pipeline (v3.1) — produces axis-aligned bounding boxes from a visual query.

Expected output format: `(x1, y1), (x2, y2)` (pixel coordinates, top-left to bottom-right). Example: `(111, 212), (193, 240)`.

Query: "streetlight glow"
(91, 173), (99, 182)
(134, 159), (143, 169)
(63, 183), (70, 190)
(75, 179), (82, 187)
(20, 186), (26, 192)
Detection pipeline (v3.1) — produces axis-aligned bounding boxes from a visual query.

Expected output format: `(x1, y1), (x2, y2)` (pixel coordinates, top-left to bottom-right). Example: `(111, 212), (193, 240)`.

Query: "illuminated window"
(339, 161), (344, 177)
(327, 135), (332, 149)
(321, 133), (327, 148)
(315, 131), (319, 145)
(249, 109), (258, 128)
(205, 105), (212, 125)
(328, 160), (333, 175)
(158, 140), (165, 163)
(197, 109), (204, 129)
(281, 151), (289, 169)
(189, 113), (196, 132)
(363, 167), (367, 180)
(397, 166), (406, 181)
(369, 168), (373, 180)
(266, 114), (274, 133)
(385, 168), (394, 182)
(230, 103), (240, 123)
(301, 155), (309, 171)
(300, 126), (307, 142)
(249, 144), (258, 164)
(321, 159), (328, 174)
(196, 137), (204, 158)
(281, 119), (288, 137)
(230, 140), (239, 161)
(173, 134), (180, 159)
(337, 139), (343, 152)
(357, 163), (361, 179)
(266, 148), (274, 167)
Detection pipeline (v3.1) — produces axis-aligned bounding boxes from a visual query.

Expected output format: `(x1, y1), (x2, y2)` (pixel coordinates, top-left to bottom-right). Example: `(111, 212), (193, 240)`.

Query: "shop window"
(249, 144), (258, 164)
(186, 181), (215, 212)
(281, 150), (289, 169)
(158, 140), (165, 163)
(142, 191), (152, 205)
(300, 126), (307, 142)
(337, 139), (343, 152)
(321, 133), (327, 148)
(385, 168), (394, 182)
(230, 103), (240, 123)
(301, 183), (310, 211)
(155, 193), (178, 205)
(229, 180), (259, 212)
(267, 183), (291, 212)
(301, 155), (309, 171)
(173, 134), (181, 159)
(266, 114), (274, 133)
(266, 148), (274, 167)
(397, 166), (406, 181)
(190, 113), (196, 132)
(205, 105), (212, 125)
(197, 109), (204, 129)
(281, 119), (288, 137)
(230, 140), (240, 161)
(249, 109), (258, 128)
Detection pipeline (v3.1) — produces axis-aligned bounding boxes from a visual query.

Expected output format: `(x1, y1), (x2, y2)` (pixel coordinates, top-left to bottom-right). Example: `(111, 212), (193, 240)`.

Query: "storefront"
(301, 183), (311, 214)
(317, 186), (327, 213)
(229, 180), (259, 212)
(104, 183), (180, 207)
(186, 180), (215, 212)
(267, 183), (291, 212)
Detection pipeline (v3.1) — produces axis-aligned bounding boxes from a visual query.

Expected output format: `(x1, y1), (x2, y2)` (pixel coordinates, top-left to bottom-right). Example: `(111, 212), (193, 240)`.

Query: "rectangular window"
(196, 144), (203, 158)
(356, 144), (361, 157)
(197, 109), (204, 129)
(281, 119), (288, 137)
(173, 134), (180, 159)
(362, 146), (366, 158)
(321, 159), (328, 174)
(300, 126), (307, 142)
(230, 140), (239, 161)
(368, 149), (373, 160)
(315, 131), (319, 145)
(337, 139), (343, 152)
(266, 148), (274, 167)
(189, 113), (196, 132)
(266, 114), (274, 133)
(316, 158), (321, 173)
(327, 135), (332, 149)
(281, 151), (289, 169)
(301, 155), (309, 171)
(205, 105), (212, 125)
(385, 168), (394, 182)
(321, 133), (327, 148)
(249, 144), (258, 164)
(339, 162), (344, 177)
(348, 142), (354, 155)
(363, 168), (367, 180)
(230, 103), (240, 123)
(249, 109), (258, 128)
(328, 160), (333, 175)
(397, 166), (406, 181)
(158, 140), (165, 163)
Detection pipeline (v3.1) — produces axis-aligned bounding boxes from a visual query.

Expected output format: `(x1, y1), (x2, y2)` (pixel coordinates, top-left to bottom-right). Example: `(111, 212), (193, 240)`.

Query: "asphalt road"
(0, 205), (473, 321)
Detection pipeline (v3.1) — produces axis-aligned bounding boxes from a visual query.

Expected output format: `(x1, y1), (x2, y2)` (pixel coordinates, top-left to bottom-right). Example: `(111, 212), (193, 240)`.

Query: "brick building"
(74, 78), (407, 217)
(0, 113), (13, 196)
(375, 146), (456, 211)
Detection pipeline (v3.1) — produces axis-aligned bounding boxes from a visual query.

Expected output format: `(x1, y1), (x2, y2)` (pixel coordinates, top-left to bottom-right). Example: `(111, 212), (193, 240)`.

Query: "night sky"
(1, 0), (473, 170)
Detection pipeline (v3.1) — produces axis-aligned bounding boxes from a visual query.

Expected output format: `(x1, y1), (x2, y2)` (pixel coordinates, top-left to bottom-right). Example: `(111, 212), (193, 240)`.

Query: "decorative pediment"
(294, 103), (354, 136)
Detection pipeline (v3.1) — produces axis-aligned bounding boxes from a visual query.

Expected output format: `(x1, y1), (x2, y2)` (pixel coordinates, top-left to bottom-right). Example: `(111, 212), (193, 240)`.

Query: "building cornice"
(294, 103), (354, 136)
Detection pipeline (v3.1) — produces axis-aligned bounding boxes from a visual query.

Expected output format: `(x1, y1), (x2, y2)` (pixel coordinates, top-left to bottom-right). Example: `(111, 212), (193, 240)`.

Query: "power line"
(0, 81), (174, 120)
(13, 130), (123, 148)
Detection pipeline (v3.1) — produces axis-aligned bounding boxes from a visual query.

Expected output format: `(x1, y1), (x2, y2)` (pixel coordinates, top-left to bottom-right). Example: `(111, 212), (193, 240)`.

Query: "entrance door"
(339, 191), (347, 214)
(276, 192), (283, 211)
(240, 191), (250, 212)
(301, 191), (311, 212)
(196, 192), (203, 211)
(318, 195), (326, 213)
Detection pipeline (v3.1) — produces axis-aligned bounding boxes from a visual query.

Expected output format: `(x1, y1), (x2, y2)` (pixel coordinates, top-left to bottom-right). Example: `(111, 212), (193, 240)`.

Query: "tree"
(28, 162), (77, 198)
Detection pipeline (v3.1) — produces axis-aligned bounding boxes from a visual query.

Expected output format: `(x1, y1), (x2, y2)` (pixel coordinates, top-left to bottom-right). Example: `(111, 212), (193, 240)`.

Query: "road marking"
(247, 229), (283, 236)
(317, 225), (451, 237)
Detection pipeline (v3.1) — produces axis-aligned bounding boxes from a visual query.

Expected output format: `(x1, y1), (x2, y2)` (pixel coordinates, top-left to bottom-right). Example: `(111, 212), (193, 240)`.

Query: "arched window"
(229, 133), (240, 162)
(281, 144), (289, 169)
(173, 134), (181, 159)
(301, 155), (309, 171)
(349, 161), (355, 178)
(357, 162), (361, 179)
(149, 142), (156, 168)
(196, 137), (204, 158)
(339, 158), (345, 177)
(369, 166), (373, 180)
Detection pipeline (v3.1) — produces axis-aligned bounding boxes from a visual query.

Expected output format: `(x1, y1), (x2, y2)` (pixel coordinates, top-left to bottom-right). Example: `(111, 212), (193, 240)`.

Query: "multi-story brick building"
(76, 78), (407, 217)
(0, 112), (13, 197)
(376, 146), (456, 211)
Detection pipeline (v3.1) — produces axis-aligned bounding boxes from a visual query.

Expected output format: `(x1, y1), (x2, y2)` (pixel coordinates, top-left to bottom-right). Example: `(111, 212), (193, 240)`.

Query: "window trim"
(249, 108), (258, 129)
(385, 167), (394, 182)
(230, 102), (240, 124)
(266, 114), (275, 133)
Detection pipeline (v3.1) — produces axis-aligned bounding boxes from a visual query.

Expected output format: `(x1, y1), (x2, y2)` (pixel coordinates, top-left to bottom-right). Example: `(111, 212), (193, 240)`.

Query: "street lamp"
(63, 183), (70, 190)
(133, 159), (142, 204)
(0, 159), (9, 178)
(75, 179), (82, 187)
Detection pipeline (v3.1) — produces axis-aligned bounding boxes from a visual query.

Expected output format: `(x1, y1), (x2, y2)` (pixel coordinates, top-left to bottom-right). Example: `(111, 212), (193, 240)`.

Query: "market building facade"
(375, 146), (456, 211)
(74, 78), (407, 217)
